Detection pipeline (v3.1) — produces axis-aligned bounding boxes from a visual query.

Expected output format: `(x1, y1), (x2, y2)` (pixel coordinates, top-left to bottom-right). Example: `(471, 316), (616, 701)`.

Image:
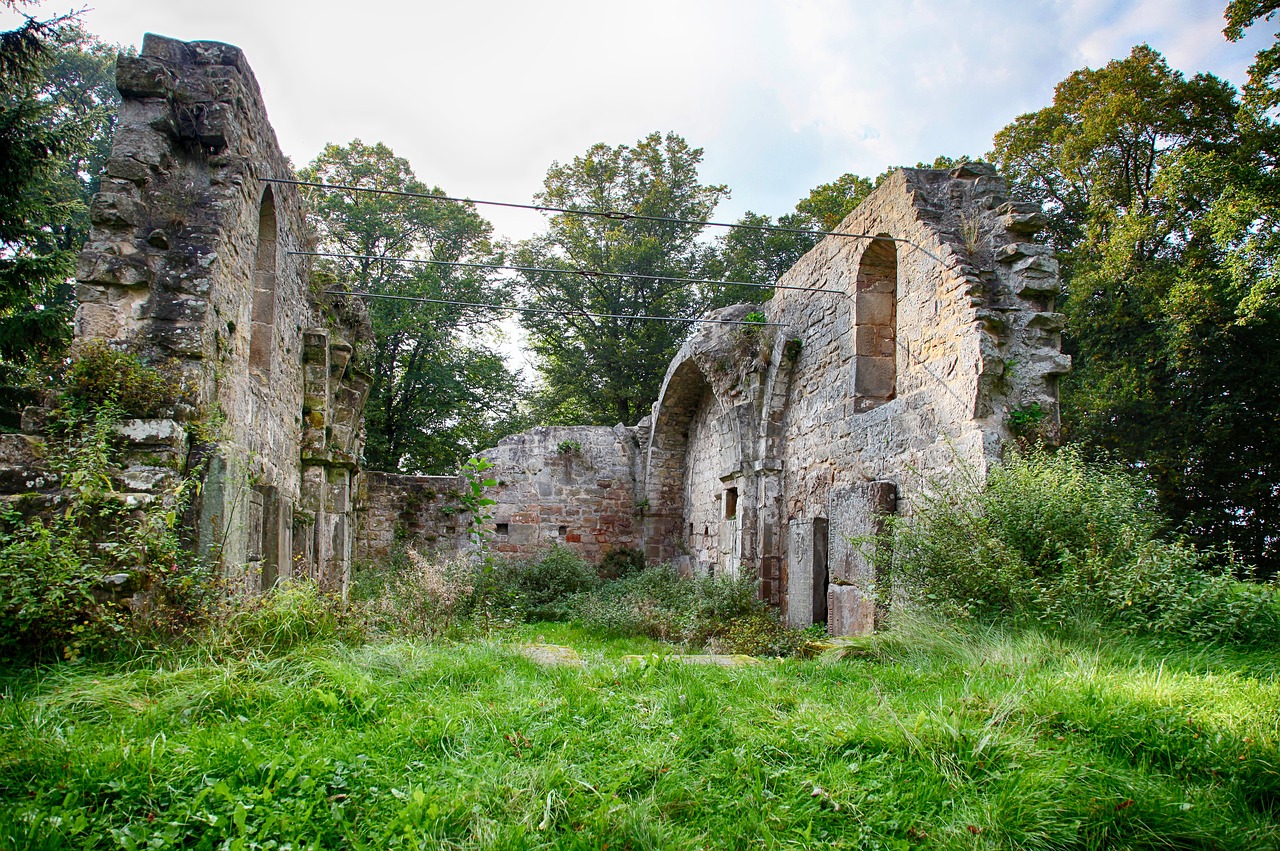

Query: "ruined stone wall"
(27, 31), (1065, 633)
(353, 472), (469, 563)
(639, 164), (1067, 633)
(477, 426), (642, 561)
(62, 35), (372, 593)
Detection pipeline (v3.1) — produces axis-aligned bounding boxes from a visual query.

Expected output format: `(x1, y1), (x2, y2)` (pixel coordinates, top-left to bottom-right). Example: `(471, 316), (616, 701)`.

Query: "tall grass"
(1, 621), (1276, 849)
(894, 448), (1280, 645)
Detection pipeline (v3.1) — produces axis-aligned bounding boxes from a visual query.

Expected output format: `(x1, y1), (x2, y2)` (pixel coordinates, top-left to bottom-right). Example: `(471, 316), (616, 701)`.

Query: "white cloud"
(3, 0), (1268, 240)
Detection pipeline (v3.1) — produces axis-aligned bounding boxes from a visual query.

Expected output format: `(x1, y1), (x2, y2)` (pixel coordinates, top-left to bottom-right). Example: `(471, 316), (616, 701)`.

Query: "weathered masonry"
(0, 35), (1066, 635)
(0, 35), (373, 594)
(458, 164), (1068, 634)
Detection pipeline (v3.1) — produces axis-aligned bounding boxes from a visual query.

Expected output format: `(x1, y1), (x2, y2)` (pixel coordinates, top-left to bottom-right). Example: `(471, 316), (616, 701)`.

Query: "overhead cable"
(294, 250), (842, 296)
(263, 177), (944, 263)
(325, 289), (787, 327)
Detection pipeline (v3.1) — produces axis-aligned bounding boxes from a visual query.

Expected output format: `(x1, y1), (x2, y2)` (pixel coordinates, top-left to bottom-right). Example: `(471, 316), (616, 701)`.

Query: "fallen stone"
(517, 643), (585, 667)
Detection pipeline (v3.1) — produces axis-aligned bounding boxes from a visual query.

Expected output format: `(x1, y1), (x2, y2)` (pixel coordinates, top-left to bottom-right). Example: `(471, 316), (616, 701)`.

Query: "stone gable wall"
(16, 34), (375, 596)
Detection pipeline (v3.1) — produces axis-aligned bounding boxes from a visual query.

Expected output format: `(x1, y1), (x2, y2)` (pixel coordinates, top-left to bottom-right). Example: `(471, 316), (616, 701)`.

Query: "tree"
(301, 141), (526, 474)
(0, 9), (118, 423)
(515, 132), (728, 426)
(991, 42), (1280, 575)
(708, 172), (877, 310)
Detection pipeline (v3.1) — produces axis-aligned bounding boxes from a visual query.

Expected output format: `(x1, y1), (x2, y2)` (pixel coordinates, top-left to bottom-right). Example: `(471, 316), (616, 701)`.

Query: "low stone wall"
(353, 471), (469, 563)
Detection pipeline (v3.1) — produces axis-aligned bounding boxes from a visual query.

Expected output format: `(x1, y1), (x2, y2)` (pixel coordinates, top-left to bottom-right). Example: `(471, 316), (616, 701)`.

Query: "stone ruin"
(0, 35), (1068, 634)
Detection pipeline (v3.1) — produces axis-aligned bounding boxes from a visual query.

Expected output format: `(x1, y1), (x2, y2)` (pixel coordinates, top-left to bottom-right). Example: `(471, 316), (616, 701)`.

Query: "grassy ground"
(1, 619), (1278, 850)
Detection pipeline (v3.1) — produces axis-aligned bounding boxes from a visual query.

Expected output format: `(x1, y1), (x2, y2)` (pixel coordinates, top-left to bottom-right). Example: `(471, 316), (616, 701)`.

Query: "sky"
(6, 0), (1275, 244)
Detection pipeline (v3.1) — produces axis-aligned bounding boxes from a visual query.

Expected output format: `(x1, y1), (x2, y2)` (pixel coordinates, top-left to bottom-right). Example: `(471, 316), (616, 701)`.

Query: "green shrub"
(895, 448), (1280, 644)
(598, 546), (645, 580)
(200, 580), (358, 656)
(569, 565), (797, 652)
(0, 406), (212, 661)
(479, 545), (598, 621)
(60, 340), (180, 419)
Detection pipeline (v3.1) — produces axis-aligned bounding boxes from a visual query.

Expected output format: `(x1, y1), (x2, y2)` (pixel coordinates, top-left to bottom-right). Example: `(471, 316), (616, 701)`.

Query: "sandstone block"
(827, 584), (875, 637)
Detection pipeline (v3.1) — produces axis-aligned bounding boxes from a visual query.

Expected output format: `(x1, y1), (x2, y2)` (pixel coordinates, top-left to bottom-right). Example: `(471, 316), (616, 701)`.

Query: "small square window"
(558, 525), (568, 536)
(496, 523), (510, 536)
(724, 487), (738, 520)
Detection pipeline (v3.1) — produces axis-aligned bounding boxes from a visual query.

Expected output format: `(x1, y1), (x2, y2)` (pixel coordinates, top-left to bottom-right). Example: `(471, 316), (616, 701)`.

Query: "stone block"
(828, 584), (875, 637)
(786, 517), (829, 628)
(854, 356), (895, 399)
(828, 481), (896, 586)
(856, 291), (895, 326)
(116, 419), (188, 453)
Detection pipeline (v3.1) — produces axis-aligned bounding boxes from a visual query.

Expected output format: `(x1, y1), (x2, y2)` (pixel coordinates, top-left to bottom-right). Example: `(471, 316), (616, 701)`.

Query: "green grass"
(1, 618), (1278, 849)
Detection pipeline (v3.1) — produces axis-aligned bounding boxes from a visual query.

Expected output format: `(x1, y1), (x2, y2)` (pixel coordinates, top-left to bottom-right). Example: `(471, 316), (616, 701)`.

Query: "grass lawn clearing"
(2, 620), (1278, 849)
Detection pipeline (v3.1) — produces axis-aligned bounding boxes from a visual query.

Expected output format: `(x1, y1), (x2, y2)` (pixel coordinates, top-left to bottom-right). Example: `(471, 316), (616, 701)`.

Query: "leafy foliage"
(0, 406), (213, 662)
(894, 449), (1280, 645)
(992, 42), (1280, 575)
(0, 19), (124, 425)
(567, 564), (800, 653)
(59, 339), (183, 419)
(301, 141), (527, 474)
(516, 132), (728, 426)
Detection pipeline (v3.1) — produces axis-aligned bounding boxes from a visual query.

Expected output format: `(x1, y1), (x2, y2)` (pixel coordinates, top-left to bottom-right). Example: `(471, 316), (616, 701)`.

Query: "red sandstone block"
(565, 534), (582, 543)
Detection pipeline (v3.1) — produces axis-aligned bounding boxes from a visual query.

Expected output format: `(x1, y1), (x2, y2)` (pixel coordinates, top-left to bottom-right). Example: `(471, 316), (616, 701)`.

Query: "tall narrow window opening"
(852, 235), (897, 411)
(248, 187), (278, 381)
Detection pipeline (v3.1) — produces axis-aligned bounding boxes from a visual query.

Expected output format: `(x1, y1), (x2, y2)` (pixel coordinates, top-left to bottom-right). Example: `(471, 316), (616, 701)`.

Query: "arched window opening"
(248, 187), (277, 381)
(852, 235), (897, 411)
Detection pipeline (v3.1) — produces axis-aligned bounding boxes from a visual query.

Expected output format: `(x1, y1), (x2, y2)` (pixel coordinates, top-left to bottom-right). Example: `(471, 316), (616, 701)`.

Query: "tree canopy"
(992, 40), (1280, 576)
(515, 132), (728, 426)
(301, 141), (525, 474)
(0, 13), (120, 423)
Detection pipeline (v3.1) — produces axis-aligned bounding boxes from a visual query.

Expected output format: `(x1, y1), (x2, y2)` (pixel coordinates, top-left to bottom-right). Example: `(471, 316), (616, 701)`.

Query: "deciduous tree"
(992, 42), (1280, 575)
(515, 132), (727, 426)
(301, 141), (526, 473)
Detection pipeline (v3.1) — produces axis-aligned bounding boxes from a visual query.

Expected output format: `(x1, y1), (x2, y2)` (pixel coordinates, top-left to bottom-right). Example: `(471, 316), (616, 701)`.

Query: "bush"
(60, 340), (181, 419)
(569, 565), (800, 653)
(598, 546), (645, 580)
(478, 545), (598, 621)
(894, 448), (1280, 644)
(200, 580), (358, 656)
(0, 406), (213, 662)
(351, 546), (476, 638)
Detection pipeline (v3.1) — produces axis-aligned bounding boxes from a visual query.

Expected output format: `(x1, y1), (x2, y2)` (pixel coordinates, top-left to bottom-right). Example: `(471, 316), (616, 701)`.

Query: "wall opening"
(852, 235), (897, 411)
(248, 186), (278, 382)
(813, 517), (829, 626)
(724, 487), (738, 519)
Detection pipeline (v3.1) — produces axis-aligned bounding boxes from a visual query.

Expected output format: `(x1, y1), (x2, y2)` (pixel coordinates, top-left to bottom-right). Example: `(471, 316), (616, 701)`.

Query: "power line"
(263, 177), (944, 263)
(326, 289), (788, 327)
(294, 250), (842, 296)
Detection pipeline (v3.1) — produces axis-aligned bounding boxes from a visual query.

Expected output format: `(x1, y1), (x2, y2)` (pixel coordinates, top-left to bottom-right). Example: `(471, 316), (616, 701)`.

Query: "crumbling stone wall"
(375, 166), (1067, 639)
(9, 34), (1064, 633)
(634, 164), (1067, 634)
(3, 34), (374, 595)
(479, 426), (642, 561)
(354, 472), (468, 562)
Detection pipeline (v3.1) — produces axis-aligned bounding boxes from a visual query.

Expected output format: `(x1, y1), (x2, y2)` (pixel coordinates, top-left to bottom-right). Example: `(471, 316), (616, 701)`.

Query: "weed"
(893, 447), (1280, 645)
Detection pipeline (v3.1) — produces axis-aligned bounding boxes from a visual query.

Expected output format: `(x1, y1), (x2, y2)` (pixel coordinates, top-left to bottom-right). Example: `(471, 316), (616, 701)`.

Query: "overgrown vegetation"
(0, 405), (211, 662)
(3, 618), (1278, 849)
(894, 448), (1280, 645)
